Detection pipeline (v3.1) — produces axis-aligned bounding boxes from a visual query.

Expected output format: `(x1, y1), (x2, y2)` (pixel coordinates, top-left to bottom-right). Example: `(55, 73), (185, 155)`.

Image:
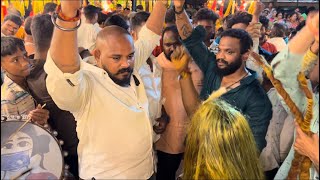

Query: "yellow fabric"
(88, 0), (94, 5)
(302, 48), (318, 75)
(2, 0), (9, 7)
(15, 26), (25, 40)
(287, 72), (313, 179)
(248, 1), (255, 15)
(223, 0), (232, 17)
(231, 1), (236, 14)
(11, 0), (25, 16)
(215, 18), (222, 31)
(33, 0), (44, 15)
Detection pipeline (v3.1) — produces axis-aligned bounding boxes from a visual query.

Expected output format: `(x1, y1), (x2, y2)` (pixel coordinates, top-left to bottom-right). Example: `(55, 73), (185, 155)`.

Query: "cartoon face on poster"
(1, 121), (63, 179)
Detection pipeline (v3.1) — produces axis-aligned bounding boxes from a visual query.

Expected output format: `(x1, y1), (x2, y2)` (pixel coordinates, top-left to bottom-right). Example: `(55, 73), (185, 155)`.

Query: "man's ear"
(93, 49), (101, 66)
(131, 30), (138, 41)
(241, 50), (251, 62)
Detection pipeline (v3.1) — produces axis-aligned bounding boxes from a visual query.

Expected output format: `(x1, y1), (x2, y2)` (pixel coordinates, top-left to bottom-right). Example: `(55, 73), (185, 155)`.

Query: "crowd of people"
(1, 0), (319, 179)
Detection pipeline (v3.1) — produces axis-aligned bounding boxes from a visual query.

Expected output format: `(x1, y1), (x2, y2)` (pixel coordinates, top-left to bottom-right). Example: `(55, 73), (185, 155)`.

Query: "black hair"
(3, 14), (23, 27)
(270, 23), (286, 38)
(193, 8), (219, 24)
(307, 7), (317, 15)
(1, 37), (25, 60)
(43, 2), (57, 14)
(84, 5), (100, 21)
(276, 11), (283, 17)
(97, 11), (113, 26)
(161, 25), (181, 48)
(222, 14), (232, 23)
(161, 25), (180, 40)
(165, 8), (176, 25)
(104, 14), (129, 31)
(24, 16), (33, 36)
(124, 7), (130, 11)
(220, 29), (253, 54)
(136, 5), (144, 11)
(116, 4), (122, 8)
(227, 12), (252, 29)
(130, 11), (150, 31)
(296, 20), (306, 32)
(31, 14), (54, 53)
(259, 16), (269, 29)
(288, 12), (299, 20)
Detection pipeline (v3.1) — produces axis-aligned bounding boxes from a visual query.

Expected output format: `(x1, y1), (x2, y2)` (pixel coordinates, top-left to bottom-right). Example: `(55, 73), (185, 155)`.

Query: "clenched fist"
(170, 45), (191, 75)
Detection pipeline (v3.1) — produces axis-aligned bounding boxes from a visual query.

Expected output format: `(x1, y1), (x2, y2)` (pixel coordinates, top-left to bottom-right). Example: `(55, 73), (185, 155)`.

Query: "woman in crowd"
(183, 97), (264, 179)
(286, 12), (300, 29)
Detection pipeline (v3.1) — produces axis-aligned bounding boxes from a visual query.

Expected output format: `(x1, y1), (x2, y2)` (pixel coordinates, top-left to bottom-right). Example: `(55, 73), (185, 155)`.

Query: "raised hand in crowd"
(246, 22), (261, 39)
(252, 0), (265, 23)
(170, 45), (191, 75)
(173, 0), (194, 40)
(60, 0), (82, 18)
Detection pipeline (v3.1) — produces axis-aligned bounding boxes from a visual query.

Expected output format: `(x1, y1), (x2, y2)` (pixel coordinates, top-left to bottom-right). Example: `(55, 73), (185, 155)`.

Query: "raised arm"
(173, 0), (193, 40)
(171, 46), (201, 117)
(50, 1), (82, 73)
(173, 0), (212, 73)
(271, 12), (319, 112)
(44, 1), (90, 112)
(288, 13), (318, 54)
(133, 0), (167, 70)
(145, 1), (167, 36)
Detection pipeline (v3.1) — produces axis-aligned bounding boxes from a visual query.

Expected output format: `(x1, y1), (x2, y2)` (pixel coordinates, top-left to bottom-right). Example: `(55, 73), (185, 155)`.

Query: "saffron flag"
(32, 0), (44, 15)
(232, 1), (236, 14)
(11, 0), (25, 16)
(248, 1), (256, 15)
(224, 0), (232, 17)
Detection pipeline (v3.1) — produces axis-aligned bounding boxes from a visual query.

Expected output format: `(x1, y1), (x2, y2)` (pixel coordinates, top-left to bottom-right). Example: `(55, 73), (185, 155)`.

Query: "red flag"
(211, 0), (217, 11)
(219, 0), (225, 17)
(239, 0), (245, 11)
(1, 5), (7, 22)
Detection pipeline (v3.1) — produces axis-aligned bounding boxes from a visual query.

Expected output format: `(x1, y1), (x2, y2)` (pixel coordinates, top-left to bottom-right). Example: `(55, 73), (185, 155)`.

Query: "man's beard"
(104, 65), (133, 87)
(164, 50), (173, 61)
(215, 57), (243, 76)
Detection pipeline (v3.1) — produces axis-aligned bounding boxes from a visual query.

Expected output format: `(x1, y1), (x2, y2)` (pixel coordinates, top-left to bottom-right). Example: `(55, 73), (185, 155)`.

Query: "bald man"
(44, 0), (167, 179)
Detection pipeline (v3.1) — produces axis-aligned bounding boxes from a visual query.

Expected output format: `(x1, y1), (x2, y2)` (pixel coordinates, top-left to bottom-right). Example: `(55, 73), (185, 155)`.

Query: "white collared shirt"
(44, 25), (161, 179)
(77, 22), (101, 51)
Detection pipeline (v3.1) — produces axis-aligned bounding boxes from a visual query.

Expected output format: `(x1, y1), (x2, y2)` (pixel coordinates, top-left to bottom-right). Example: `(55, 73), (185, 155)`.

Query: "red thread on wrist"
(56, 5), (81, 22)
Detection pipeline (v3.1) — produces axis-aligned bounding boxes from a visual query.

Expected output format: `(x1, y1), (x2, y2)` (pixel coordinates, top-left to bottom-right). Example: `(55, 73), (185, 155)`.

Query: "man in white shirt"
(77, 5), (101, 51)
(44, 0), (167, 179)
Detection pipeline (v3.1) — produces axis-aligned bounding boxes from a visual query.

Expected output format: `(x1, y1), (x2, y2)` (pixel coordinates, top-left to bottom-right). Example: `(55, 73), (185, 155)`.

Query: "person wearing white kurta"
(44, 0), (167, 178)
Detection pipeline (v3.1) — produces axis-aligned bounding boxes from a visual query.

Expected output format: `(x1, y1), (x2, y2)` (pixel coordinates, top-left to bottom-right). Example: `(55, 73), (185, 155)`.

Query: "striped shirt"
(1, 75), (35, 116)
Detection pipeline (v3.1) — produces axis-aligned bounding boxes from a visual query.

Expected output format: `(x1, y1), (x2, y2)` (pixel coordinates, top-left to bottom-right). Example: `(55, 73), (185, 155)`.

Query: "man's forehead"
(231, 23), (247, 30)
(219, 37), (240, 48)
(6, 20), (19, 27)
(99, 36), (134, 53)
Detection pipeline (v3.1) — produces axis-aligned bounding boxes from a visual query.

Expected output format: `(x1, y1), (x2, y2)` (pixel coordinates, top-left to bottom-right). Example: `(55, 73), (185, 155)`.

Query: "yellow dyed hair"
(183, 99), (264, 180)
